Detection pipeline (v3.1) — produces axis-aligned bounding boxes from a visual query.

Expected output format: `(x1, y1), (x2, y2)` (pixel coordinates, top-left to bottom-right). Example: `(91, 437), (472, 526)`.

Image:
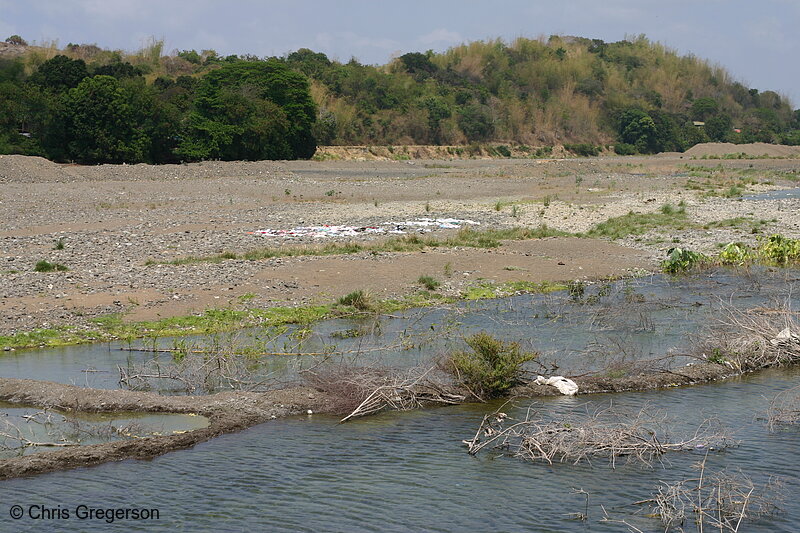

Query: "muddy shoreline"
(0, 357), (741, 480)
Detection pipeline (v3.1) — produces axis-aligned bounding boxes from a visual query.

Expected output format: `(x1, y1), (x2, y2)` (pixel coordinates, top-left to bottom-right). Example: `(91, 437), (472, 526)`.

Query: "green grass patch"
(34, 260), (69, 272)
(462, 280), (567, 300)
(417, 275), (441, 291)
(584, 205), (688, 240)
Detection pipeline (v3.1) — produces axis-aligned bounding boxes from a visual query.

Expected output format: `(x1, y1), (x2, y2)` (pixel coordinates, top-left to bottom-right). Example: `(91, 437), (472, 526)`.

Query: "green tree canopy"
(690, 97), (719, 121)
(30, 55), (88, 91)
(52, 75), (152, 163)
(178, 60), (316, 161)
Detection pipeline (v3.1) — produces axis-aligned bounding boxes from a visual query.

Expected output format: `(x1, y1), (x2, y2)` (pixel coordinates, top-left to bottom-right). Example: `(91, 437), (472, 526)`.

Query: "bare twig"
(464, 403), (733, 468)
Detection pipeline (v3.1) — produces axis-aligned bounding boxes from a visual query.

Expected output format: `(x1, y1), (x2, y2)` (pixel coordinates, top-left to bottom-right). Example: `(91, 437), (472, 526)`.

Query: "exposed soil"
(0, 377), (331, 480)
(682, 142), (800, 158)
(3, 146), (800, 336)
(0, 357), (743, 479)
(1, 144), (798, 477)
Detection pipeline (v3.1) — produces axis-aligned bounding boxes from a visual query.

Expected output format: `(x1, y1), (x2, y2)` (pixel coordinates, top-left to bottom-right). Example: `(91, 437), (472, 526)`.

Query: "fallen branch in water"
(766, 384), (800, 430)
(464, 403), (733, 468)
(302, 364), (465, 422)
(640, 454), (783, 532)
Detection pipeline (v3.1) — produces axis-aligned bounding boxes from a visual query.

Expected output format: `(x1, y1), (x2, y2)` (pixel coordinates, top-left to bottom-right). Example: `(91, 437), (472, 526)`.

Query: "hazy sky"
(1, 0), (798, 106)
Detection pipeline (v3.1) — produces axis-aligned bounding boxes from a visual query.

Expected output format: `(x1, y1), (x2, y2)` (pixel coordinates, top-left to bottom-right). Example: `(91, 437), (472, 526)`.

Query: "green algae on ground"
(462, 280), (567, 300)
(0, 291), (456, 351)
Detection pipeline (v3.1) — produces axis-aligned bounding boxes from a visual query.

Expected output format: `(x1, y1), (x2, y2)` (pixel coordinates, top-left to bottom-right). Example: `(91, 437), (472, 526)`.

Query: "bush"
(443, 332), (537, 398)
(417, 275), (441, 291)
(613, 142), (637, 155)
(757, 234), (800, 266)
(718, 242), (750, 265)
(493, 145), (512, 157)
(34, 260), (68, 272)
(661, 247), (707, 274)
(337, 290), (373, 311)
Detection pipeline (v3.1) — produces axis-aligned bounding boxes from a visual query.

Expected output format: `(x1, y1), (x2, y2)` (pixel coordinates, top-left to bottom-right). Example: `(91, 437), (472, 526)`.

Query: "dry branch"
(642, 458), (783, 532)
(302, 364), (465, 422)
(697, 296), (800, 372)
(766, 384), (800, 430)
(464, 404), (733, 468)
(118, 352), (277, 393)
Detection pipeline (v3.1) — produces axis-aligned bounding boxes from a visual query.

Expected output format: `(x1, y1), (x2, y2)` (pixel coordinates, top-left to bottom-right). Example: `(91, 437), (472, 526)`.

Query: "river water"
(1, 368), (799, 532)
(1, 269), (796, 392)
(0, 270), (799, 531)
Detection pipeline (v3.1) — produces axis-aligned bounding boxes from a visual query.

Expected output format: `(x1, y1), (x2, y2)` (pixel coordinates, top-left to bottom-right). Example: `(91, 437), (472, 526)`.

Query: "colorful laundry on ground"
(250, 218), (480, 238)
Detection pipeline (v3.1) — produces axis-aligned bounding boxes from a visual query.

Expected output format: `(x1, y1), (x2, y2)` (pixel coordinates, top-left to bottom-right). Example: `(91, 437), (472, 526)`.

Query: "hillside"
(0, 34), (798, 163)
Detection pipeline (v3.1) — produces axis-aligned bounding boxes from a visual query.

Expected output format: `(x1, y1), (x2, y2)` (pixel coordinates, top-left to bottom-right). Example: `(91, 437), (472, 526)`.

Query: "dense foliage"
(1, 34), (798, 163)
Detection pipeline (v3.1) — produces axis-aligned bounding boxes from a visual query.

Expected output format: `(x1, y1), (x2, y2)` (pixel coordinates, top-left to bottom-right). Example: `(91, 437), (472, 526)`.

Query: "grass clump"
(443, 332), (537, 398)
(34, 260), (68, 272)
(337, 290), (373, 311)
(417, 275), (441, 291)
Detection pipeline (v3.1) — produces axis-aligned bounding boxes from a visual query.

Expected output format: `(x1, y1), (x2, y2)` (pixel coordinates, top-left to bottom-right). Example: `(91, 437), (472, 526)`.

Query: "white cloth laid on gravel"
(251, 218), (480, 238)
(535, 375), (579, 396)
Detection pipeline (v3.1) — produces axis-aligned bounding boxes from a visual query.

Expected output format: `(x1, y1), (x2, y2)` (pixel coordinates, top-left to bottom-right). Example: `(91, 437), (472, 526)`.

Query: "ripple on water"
(2, 368), (799, 532)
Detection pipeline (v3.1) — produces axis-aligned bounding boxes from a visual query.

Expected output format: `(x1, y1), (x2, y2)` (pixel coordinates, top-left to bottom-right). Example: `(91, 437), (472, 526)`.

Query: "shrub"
(494, 145), (512, 157)
(443, 332), (537, 398)
(34, 260), (68, 272)
(718, 242), (750, 265)
(337, 290), (373, 311)
(614, 142), (637, 155)
(757, 234), (800, 265)
(417, 275), (441, 291)
(661, 247), (707, 274)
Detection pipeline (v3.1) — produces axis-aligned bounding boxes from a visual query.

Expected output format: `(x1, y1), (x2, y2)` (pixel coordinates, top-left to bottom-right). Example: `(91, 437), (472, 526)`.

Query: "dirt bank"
(0, 378), (330, 479)
(683, 142), (800, 158)
(0, 356), (743, 479)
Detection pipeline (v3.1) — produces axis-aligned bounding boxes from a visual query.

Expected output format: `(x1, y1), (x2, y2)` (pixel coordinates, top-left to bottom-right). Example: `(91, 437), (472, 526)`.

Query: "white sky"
(2, 0), (798, 106)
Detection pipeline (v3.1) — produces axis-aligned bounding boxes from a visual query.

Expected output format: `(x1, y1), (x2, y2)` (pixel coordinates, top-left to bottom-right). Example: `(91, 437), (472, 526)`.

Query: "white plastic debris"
(770, 327), (800, 346)
(535, 375), (579, 396)
(250, 218), (480, 239)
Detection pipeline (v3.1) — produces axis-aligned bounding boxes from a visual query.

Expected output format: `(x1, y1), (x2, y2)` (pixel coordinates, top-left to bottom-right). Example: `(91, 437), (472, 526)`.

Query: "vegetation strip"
(0, 279), (566, 350)
(145, 225), (569, 266)
(3, 36), (799, 163)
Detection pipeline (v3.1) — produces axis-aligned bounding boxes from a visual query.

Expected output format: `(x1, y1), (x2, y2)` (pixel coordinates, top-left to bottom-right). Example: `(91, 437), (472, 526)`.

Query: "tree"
(93, 61), (143, 79)
(690, 97), (718, 121)
(458, 103), (494, 141)
(178, 60), (316, 161)
(53, 75), (152, 163)
(30, 55), (88, 91)
(398, 52), (437, 79)
(5, 35), (27, 46)
(618, 108), (658, 153)
(704, 114), (732, 142)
